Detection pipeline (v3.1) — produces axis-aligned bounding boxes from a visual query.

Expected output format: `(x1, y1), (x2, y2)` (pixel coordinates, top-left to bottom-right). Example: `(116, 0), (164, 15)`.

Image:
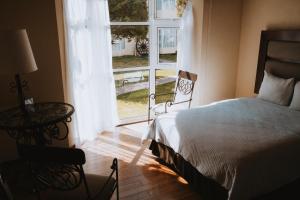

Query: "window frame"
(110, 0), (180, 121)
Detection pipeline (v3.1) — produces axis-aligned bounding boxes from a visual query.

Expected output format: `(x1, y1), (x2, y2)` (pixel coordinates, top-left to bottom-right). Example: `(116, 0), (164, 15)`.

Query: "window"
(156, 0), (177, 19)
(109, 0), (180, 123)
(159, 28), (177, 49)
(158, 28), (178, 63)
(112, 39), (125, 51)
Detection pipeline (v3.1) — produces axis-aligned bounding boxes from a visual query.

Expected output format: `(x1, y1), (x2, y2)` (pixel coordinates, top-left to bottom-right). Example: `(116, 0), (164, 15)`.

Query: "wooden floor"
(81, 124), (202, 200)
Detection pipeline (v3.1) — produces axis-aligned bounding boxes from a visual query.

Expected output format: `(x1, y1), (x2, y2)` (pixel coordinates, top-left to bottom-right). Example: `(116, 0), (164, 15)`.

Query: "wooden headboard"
(254, 30), (300, 93)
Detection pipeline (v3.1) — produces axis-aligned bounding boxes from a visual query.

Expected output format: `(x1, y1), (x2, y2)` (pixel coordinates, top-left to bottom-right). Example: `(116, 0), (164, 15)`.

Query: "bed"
(142, 30), (300, 200)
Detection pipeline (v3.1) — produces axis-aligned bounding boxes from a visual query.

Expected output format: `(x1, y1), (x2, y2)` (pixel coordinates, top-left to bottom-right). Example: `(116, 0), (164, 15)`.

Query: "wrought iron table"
(0, 102), (74, 145)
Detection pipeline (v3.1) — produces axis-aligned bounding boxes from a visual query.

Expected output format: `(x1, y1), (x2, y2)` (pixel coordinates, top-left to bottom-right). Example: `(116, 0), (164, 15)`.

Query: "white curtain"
(63, 0), (118, 144)
(177, 1), (194, 71)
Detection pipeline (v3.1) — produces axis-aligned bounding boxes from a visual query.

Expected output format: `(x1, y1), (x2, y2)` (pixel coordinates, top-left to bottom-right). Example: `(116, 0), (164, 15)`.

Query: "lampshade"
(0, 29), (37, 75)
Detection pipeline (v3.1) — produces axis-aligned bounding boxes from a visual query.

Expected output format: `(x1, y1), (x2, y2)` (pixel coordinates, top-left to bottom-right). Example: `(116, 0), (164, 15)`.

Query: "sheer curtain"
(177, 1), (194, 71)
(63, 0), (118, 144)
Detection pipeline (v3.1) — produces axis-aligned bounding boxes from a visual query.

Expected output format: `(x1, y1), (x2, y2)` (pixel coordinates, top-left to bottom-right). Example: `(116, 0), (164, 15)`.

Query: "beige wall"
(0, 0), (65, 161)
(192, 0), (242, 105)
(236, 0), (300, 97)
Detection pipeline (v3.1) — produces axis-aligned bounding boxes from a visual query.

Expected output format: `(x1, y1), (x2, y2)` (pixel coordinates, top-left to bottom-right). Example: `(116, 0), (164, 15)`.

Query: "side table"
(0, 102), (74, 145)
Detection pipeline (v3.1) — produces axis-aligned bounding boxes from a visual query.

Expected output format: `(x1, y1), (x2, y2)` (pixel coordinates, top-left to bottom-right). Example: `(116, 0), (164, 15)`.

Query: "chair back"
(173, 70), (197, 108)
(17, 145), (89, 195)
(0, 173), (13, 200)
(17, 145), (119, 200)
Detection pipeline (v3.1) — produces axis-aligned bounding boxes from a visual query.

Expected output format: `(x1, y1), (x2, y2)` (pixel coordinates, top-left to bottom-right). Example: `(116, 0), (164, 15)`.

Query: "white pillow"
(290, 81), (300, 110)
(257, 71), (294, 106)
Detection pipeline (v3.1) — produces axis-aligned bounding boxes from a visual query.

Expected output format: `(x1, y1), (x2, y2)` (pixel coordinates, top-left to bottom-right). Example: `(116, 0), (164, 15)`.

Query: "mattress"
(142, 98), (300, 199)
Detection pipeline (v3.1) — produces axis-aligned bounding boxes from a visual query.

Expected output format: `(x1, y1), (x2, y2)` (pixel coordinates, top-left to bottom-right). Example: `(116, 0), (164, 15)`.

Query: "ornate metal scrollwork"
(8, 129), (36, 144)
(42, 124), (59, 144)
(7, 129), (21, 140)
(65, 117), (72, 123)
(42, 120), (70, 144)
(0, 102), (74, 145)
(33, 163), (82, 191)
(9, 80), (28, 93)
(164, 100), (173, 113)
(149, 93), (156, 100)
(177, 79), (193, 95)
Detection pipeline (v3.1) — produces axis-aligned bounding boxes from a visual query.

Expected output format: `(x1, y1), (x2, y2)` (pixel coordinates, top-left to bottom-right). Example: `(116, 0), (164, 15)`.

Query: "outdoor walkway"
(116, 77), (176, 95)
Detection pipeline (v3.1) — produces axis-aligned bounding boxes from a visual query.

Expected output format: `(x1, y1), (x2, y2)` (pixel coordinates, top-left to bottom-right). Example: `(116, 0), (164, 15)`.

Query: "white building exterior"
(112, 39), (136, 57)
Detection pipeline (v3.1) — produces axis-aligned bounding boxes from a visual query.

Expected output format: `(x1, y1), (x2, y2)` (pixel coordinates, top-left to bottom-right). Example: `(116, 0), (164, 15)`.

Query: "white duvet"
(142, 98), (300, 199)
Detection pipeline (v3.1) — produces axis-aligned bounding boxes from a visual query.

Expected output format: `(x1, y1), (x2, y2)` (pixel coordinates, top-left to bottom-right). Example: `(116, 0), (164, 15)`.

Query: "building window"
(156, 0), (177, 19)
(112, 39), (126, 51)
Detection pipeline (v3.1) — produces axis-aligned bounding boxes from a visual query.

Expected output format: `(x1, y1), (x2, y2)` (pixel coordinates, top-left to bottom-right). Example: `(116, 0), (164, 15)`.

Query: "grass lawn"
(117, 100), (148, 119)
(159, 53), (177, 63)
(117, 81), (176, 104)
(117, 81), (176, 118)
(113, 54), (177, 119)
(113, 55), (149, 69)
(114, 69), (176, 88)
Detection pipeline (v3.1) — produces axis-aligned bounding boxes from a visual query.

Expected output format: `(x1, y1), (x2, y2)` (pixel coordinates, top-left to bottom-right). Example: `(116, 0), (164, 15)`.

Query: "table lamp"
(0, 29), (37, 112)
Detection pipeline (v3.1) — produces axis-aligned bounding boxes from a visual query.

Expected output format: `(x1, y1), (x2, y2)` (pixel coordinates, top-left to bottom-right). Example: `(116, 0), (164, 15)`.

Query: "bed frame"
(150, 30), (300, 199)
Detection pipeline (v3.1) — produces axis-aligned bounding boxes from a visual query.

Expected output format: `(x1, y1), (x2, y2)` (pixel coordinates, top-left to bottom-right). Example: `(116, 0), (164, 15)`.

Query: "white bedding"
(142, 98), (300, 199)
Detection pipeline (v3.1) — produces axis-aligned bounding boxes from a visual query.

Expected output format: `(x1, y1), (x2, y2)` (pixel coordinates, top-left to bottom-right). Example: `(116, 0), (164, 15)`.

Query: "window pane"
(155, 69), (177, 104)
(109, 0), (148, 22)
(111, 26), (149, 69)
(114, 70), (149, 119)
(158, 28), (178, 64)
(155, 0), (177, 19)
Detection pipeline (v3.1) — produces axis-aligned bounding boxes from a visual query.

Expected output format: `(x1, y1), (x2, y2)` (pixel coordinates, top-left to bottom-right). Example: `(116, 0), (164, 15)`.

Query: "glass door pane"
(109, 0), (149, 22)
(114, 70), (149, 119)
(155, 69), (177, 104)
(158, 28), (178, 64)
(155, 0), (177, 19)
(111, 25), (150, 121)
(111, 25), (149, 69)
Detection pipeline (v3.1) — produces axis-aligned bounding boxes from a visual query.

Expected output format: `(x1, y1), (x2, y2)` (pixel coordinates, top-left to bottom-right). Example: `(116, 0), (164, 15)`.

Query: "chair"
(148, 70), (197, 123)
(0, 172), (13, 200)
(16, 144), (119, 200)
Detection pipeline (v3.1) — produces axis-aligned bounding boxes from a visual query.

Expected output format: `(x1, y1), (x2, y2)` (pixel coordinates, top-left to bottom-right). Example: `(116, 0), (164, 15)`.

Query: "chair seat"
(151, 103), (166, 114)
(40, 174), (116, 200)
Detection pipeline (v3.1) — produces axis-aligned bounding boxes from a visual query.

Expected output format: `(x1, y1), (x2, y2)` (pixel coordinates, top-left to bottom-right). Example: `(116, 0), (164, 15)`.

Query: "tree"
(176, 0), (188, 17)
(108, 0), (148, 41)
(109, 0), (185, 56)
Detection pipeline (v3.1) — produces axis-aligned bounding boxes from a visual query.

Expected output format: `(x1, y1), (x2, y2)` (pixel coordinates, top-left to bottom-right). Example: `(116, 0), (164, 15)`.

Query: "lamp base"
(15, 74), (26, 113)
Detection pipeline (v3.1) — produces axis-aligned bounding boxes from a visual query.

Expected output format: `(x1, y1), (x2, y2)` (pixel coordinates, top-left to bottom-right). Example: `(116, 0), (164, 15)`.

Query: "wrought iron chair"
(148, 70), (198, 123)
(16, 144), (119, 200)
(0, 172), (13, 200)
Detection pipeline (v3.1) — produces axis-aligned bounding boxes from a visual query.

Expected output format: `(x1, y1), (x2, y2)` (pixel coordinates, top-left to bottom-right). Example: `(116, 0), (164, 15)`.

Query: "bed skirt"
(149, 140), (228, 199)
(149, 140), (300, 200)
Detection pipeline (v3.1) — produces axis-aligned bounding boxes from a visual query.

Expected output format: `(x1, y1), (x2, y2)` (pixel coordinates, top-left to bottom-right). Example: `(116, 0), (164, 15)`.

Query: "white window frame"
(111, 0), (180, 121)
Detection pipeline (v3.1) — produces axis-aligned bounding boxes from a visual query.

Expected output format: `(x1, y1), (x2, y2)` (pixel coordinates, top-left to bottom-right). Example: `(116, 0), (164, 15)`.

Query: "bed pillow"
(290, 81), (300, 110)
(257, 71), (294, 106)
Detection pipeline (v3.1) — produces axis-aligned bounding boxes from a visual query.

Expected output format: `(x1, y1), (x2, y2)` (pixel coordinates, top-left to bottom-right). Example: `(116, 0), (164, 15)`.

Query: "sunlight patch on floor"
(82, 123), (157, 166)
(123, 122), (149, 138)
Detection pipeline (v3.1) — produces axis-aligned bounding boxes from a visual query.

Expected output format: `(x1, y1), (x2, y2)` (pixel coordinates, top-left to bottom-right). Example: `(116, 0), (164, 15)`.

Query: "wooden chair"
(16, 144), (119, 200)
(148, 70), (198, 123)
